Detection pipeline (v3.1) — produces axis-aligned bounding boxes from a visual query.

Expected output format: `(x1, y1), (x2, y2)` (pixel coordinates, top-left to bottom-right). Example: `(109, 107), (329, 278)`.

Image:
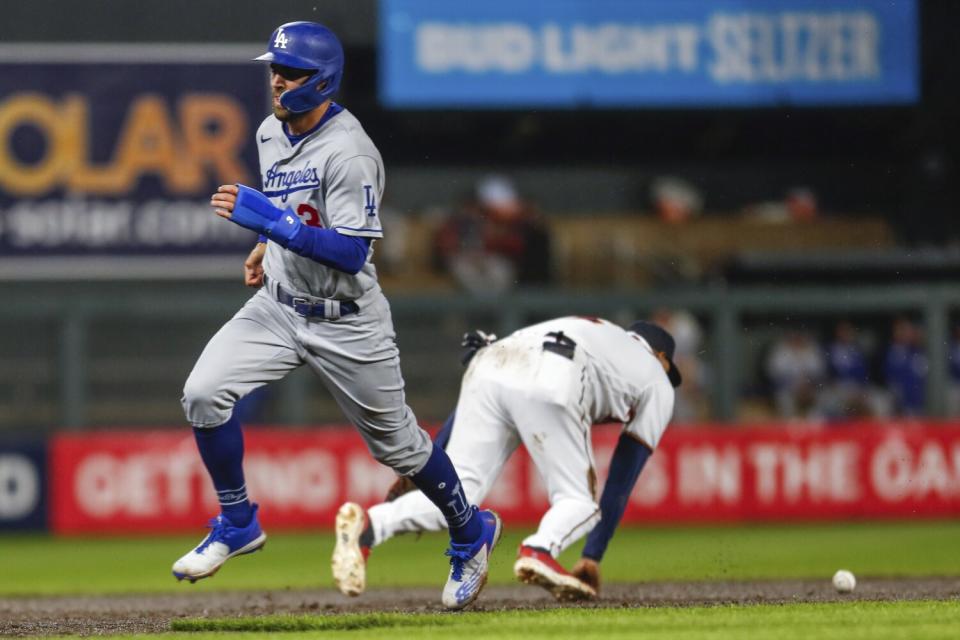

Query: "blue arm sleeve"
(231, 185), (369, 274)
(581, 433), (652, 562)
(434, 411), (455, 450)
(285, 227), (371, 275)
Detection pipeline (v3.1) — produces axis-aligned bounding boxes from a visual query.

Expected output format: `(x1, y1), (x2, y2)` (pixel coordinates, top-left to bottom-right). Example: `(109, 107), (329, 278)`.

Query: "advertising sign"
(380, 0), (918, 107)
(0, 440), (47, 531)
(49, 422), (960, 534)
(0, 46), (267, 257)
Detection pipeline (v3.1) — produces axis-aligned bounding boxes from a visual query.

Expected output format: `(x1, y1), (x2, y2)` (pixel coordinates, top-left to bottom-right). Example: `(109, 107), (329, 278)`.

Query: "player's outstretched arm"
(212, 184), (370, 274)
(580, 433), (652, 566)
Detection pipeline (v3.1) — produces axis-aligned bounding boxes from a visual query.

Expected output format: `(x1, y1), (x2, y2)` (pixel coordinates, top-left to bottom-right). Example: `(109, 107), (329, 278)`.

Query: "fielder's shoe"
(331, 502), (371, 597)
(172, 504), (267, 583)
(513, 545), (597, 601)
(441, 508), (502, 610)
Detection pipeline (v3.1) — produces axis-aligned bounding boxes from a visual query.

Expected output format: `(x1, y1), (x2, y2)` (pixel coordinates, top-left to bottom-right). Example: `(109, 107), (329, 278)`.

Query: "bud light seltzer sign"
(380, 0), (918, 108)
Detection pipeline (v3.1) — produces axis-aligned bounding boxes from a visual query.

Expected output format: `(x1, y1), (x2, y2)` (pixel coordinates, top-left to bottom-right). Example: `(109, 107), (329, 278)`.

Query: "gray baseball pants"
(181, 283), (432, 476)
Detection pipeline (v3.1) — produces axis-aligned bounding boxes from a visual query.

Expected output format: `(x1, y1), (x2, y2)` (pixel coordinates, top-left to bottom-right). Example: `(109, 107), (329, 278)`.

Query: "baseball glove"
(461, 329), (497, 366)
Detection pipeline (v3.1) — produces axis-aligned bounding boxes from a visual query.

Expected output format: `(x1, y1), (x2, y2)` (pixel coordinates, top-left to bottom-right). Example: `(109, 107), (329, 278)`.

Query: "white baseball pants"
(369, 336), (600, 556)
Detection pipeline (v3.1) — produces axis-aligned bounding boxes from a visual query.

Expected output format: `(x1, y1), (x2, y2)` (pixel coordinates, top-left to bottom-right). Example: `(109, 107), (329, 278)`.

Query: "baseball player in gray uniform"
(331, 317), (680, 601)
(172, 21), (500, 610)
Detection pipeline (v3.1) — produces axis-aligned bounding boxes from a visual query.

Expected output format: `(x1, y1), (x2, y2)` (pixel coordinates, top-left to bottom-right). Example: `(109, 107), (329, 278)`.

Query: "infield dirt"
(1, 577), (958, 637)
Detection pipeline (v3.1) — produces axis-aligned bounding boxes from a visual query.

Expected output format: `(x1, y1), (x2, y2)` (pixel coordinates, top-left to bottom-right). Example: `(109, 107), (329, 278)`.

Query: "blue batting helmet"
(255, 21), (344, 114)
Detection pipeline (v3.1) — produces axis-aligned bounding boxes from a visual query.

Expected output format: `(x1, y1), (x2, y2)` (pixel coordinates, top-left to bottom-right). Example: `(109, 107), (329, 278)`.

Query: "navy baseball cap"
(628, 320), (683, 388)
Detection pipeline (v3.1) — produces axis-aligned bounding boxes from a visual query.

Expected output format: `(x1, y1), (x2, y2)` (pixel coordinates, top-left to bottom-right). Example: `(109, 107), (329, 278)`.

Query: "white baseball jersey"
(368, 315), (675, 556)
(255, 106), (384, 300)
(505, 316), (676, 449)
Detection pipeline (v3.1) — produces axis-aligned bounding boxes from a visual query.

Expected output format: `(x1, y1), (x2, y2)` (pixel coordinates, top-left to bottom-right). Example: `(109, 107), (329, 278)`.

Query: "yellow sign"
(0, 92), (253, 197)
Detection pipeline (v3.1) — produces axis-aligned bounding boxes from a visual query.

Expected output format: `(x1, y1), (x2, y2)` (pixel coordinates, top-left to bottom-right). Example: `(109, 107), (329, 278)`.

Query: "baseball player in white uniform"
(332, 317), (680, 600)
(171, 21), (500, 610)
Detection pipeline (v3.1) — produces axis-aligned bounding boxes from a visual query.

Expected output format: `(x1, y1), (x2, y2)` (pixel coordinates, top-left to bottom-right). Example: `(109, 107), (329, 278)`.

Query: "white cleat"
(441, 509), (502, 610)
(332, 502), (369, 597)
(172, 505), (267, 583)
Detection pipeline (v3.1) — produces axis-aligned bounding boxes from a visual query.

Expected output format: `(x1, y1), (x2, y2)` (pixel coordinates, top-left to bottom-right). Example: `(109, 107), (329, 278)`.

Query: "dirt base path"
(2, 577), (958, 637)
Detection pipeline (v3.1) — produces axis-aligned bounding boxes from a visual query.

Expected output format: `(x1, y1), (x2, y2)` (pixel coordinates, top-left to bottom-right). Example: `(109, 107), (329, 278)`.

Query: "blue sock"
(410, 444), (481, 544)
(193, 414), (253, 527)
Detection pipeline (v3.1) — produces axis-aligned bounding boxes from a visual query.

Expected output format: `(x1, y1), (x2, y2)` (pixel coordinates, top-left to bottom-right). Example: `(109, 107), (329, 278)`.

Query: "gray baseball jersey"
(256, 107), (384, 300)
(182, 105), (431, 476)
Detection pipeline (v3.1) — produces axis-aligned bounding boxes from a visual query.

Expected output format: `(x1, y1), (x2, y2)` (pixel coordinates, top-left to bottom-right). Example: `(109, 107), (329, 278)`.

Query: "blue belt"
(267, 276), (359, 319)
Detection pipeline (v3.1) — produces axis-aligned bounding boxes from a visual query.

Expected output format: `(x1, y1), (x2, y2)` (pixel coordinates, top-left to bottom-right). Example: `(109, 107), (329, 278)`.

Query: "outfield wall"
(2, 422), (959, 533)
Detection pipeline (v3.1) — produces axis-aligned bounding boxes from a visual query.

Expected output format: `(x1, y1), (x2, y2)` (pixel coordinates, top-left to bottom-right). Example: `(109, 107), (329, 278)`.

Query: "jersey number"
(296, 204), (323, 228)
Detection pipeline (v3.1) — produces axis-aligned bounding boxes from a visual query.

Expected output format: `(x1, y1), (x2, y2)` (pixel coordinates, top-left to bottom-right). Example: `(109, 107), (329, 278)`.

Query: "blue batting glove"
(264, 209), (303, 245)
(231, 185), (302, 246)
(230, 185), (279, 234)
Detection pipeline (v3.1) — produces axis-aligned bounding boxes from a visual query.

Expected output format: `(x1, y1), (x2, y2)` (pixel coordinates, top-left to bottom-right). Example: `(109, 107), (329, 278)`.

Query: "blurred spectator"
(765, 330), (827, 419)
(650, 176), (704, 224)
(819, 321), (891, 419)
(650, 308), (708, 421)
(883, 317), (928, 416)
(827, 321), (869, 385)
(743, 186), (819, 223)
(785, 187), (818, 222)
(433, 175), (552, 294)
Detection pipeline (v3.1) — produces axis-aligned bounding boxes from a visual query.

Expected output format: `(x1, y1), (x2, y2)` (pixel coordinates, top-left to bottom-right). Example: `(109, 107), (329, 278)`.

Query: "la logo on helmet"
(274, 28), (289, 49)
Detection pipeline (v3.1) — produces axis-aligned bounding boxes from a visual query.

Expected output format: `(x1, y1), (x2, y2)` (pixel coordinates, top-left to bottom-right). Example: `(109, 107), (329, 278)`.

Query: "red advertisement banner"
(49, 422), (960, 534)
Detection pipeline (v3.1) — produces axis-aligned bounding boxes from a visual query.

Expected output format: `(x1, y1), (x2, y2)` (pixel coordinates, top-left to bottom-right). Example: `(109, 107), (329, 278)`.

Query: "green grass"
(132, 601), (960, 639)
(4, 522), (960, 639)
(1, 520), (959, 596)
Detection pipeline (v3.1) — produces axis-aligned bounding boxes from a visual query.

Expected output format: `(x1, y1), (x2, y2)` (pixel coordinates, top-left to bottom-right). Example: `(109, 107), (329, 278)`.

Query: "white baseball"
(832, 569), (856, 593)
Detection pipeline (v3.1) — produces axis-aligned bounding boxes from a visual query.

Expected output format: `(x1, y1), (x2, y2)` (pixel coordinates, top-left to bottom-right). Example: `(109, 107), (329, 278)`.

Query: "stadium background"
(0, 0), (958, 557)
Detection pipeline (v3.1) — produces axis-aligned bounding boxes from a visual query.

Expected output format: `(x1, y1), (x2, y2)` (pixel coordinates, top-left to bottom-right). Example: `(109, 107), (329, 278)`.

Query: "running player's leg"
(366, 371), (520, 546)
(301, 293), (482, 537)
(305, 292), (500, 608)
(174, 291), (302, 581)
(182, 291), (302, 430)
(308, 338), (490, 537)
